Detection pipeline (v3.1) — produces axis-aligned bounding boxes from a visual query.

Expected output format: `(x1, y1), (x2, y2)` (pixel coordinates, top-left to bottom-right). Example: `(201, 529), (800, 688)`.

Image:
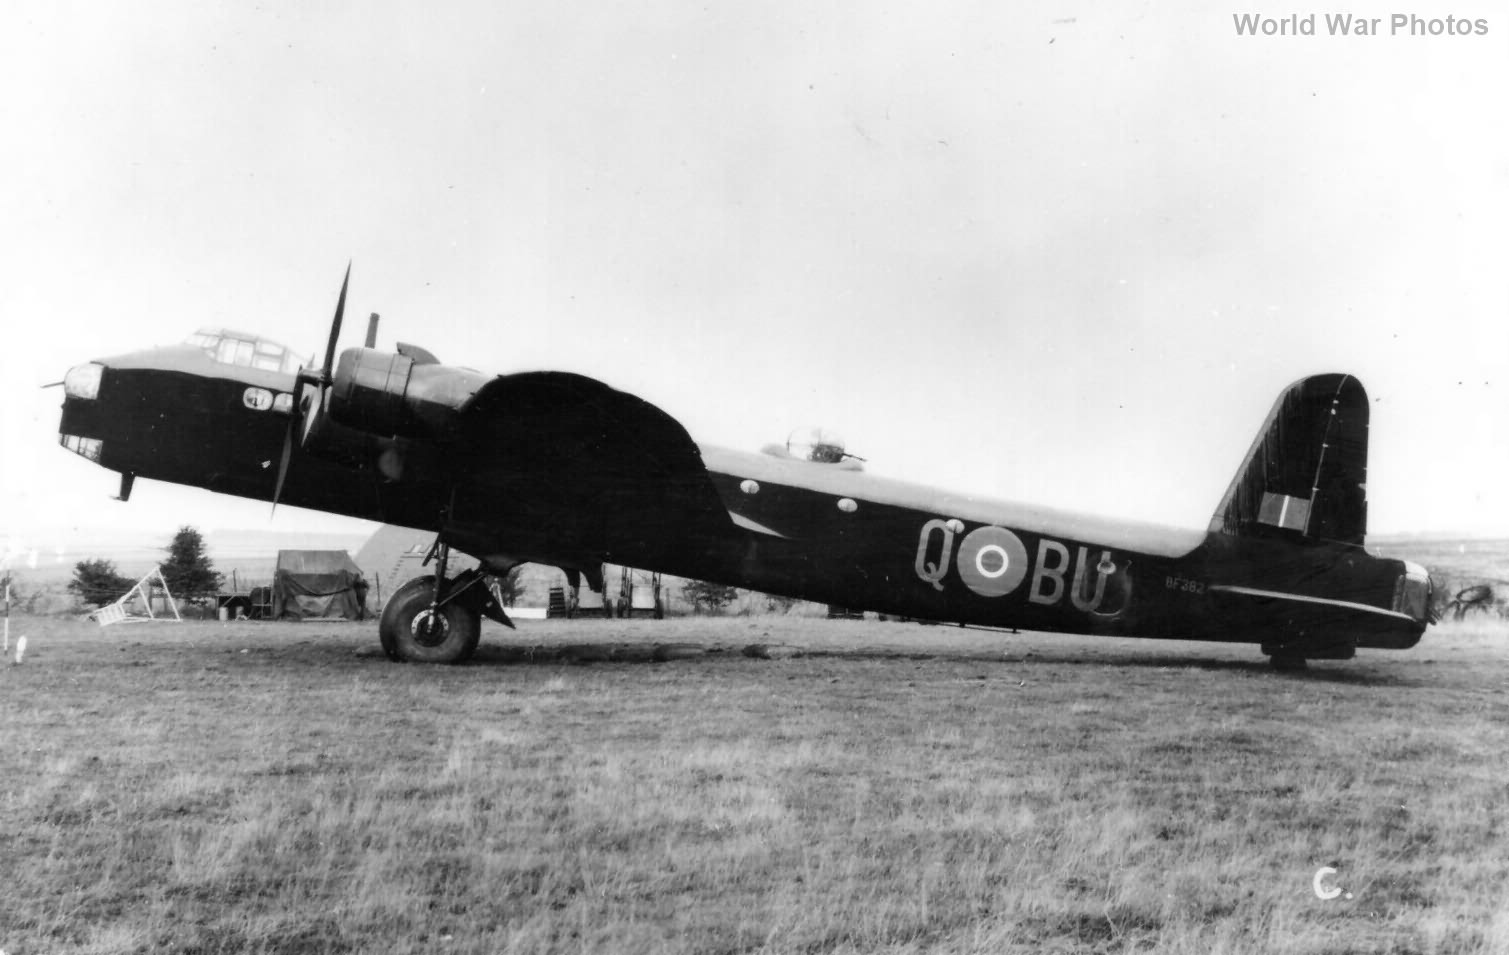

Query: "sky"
(2, 1), (1507, 569)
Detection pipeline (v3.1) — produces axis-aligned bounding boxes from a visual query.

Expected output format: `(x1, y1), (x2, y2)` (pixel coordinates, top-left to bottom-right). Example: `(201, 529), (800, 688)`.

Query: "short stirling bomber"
(56, 270), (1433, 668)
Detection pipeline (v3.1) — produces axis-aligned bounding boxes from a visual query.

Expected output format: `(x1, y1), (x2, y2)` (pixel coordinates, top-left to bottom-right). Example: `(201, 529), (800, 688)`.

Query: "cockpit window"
(186, 328), (307, 376)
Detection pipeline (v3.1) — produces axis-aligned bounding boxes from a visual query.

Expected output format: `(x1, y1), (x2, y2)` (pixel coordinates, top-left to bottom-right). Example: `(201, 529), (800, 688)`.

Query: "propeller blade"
(300, 385), (326, 445)
(275, 263), (350, 517)
(272, 376), (316, 514)
(323, 261), (351, 381)
(271, 403), (297, 515)
(365, 313), (380, 348)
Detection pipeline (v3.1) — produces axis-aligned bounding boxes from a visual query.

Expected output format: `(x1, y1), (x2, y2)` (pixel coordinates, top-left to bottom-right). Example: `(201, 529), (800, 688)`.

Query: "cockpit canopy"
(184, 328), (309, 376)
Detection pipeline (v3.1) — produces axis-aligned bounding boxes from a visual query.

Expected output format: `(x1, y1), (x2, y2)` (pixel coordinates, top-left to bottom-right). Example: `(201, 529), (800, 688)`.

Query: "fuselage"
(58, 337), (1432, 658)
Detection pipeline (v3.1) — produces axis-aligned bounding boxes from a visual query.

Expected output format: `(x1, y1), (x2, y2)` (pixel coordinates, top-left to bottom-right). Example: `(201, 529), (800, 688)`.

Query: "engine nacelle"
(327, 347), (490, 440)
(301, 386), (447, 485)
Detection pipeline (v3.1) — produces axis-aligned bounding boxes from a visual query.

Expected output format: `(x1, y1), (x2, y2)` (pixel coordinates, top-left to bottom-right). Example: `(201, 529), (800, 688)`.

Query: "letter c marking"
(1312, 867), (1342, 900)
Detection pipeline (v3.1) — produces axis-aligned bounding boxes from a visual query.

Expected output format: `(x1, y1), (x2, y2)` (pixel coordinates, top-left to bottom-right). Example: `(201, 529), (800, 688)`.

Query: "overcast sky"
(2, 1), (1506, 566)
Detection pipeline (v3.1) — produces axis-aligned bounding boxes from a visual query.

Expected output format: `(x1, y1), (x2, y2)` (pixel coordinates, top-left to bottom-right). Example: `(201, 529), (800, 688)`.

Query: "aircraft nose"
(59, 362), (108, 463)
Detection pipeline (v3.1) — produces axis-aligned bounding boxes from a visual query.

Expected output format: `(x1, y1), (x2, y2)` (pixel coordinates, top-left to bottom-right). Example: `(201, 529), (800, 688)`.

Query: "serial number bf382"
(57, 268), (1433, 669)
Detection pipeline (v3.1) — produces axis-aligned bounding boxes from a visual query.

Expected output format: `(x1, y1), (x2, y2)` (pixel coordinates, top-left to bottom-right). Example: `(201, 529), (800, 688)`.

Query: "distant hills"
(1371, 536), (1509, 589)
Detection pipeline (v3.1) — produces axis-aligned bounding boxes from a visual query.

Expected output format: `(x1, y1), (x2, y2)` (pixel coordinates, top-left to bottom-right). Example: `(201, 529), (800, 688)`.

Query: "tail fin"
(1209, 374), (1369, 546)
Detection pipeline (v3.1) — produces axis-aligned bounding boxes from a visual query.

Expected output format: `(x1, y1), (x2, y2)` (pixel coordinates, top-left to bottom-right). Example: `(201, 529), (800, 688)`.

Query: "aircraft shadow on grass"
(449, 640), (1418, 686)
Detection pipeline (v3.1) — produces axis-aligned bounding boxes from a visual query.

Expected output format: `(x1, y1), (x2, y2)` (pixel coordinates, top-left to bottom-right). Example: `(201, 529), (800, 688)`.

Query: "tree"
(68, 559), (135, 607)
(681, 579), (739, 615)
(161, 526), (223, 605)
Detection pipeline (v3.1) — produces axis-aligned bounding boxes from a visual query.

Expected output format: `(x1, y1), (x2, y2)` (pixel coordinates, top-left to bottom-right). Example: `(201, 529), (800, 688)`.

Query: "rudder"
(1209, 374), (1369, 546)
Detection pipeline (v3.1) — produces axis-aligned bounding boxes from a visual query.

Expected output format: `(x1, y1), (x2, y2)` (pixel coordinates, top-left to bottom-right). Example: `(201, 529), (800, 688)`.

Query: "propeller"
(272, 262), (350, 513)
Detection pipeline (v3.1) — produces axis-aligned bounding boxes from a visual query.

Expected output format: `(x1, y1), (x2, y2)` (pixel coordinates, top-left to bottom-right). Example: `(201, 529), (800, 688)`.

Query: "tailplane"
(1209, 374), (1369, 547)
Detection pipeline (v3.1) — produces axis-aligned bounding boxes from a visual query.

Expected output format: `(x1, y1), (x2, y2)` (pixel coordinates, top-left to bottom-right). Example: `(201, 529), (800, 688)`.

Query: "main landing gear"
(379, 575), (481, 664)
(377, 539), (512, 664)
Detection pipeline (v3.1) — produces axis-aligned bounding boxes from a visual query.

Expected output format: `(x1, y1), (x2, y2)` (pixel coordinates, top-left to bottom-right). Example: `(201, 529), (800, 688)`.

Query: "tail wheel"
(1269, 653), (1308, 672)
(379, 575), (481, 664)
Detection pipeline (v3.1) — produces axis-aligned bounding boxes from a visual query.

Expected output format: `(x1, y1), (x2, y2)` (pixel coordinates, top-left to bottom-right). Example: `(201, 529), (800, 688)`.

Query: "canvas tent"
(271, 550), (368, 620)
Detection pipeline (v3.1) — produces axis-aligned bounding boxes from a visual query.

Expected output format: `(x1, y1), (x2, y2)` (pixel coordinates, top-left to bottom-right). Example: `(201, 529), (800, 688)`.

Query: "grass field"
(2, 614), (1507, 954)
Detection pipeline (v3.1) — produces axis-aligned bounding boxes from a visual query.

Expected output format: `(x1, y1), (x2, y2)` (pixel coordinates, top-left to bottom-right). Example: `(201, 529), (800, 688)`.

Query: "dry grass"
(1, 613), (1506, 954)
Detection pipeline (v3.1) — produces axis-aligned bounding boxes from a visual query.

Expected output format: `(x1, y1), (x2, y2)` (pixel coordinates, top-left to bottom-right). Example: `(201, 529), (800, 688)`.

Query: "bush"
(68, 559), (135, 608)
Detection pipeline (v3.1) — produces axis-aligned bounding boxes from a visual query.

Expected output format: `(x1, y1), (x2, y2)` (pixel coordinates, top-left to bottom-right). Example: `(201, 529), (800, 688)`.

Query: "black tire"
(1269, 653), (1308, 672)
(378, 576), (481, 664)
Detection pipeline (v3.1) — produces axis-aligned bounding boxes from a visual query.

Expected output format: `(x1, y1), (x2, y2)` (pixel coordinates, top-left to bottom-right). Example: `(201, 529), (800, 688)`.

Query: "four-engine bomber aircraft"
(56, 270), (1432, 668)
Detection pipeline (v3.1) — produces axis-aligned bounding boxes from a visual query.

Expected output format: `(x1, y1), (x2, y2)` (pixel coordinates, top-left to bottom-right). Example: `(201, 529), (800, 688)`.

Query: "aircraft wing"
(448, 371), (735, 556)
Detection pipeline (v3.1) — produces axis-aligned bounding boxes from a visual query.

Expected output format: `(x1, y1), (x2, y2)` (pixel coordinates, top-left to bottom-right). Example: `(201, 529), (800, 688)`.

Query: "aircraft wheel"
(379, 575), (481, 664)
(1269, 653), (1308, 672)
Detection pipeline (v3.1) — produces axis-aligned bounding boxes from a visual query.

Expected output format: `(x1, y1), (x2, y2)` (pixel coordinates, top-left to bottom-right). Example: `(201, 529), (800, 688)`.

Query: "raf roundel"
(956, 526), (1029, 598)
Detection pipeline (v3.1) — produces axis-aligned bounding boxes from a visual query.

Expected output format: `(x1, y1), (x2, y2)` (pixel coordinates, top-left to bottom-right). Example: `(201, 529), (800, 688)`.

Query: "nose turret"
(58, 361), (109, 464)
(63, 362), (104, 401)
